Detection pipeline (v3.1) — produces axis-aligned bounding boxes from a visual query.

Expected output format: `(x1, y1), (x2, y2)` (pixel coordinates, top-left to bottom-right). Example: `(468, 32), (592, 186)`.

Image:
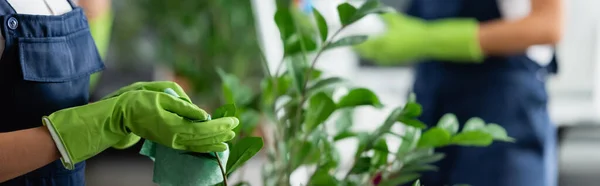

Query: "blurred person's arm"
(478, 0), (563, 55)
(0, 127), (60, 183)
(357, 0), (563, 64)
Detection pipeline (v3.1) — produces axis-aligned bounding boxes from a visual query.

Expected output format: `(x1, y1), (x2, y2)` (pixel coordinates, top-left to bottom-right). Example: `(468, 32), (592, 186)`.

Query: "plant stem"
(215, 152), (228, 186)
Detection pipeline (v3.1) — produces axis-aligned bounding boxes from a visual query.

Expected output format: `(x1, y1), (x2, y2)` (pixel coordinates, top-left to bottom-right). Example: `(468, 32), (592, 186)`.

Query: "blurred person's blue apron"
(406, 0), (558, 186)
(0, 0), (104, 185)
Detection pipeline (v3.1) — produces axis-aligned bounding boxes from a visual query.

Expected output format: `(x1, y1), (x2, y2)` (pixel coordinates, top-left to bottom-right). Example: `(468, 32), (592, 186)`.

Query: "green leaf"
(408, 153), (445, 165)
(417, 127), (451, 148)
(407, 92), (417, 103)
(368, 107), (404, 149)
(337, 3), (357, 26)
(402, 148), (434, 164)
(213, 104), (237, 118)
(437, 113), (459, 135)
(349, 157), (371, 174)
(304, 92), (337, 132)
(324, 35), (368, 50)
(284, 33), (318, 55)
(354, 0), (395, 17)
(239, 110), (261, 134)
(372, 138), (389, 167)
(354, 132), (370, 157)
(226, 137), (264, 175)
(217, 68), (253, 106)
(398, 117), (427, 129)
(484, 123), (515, 142)
(400, 102), (422, 118)
(379, 173), (421, 186)
(335, 108), (354, 134)
(334, 131), (357, 141)
(462, 117), (486, 132)
(291, 140), (321, 169)
(400, 164), (438, 174)
(451, 131), (494, 146)
(312, 8), (328, 42)
(337, 88), (383, 108)
(285, 57), (307, 93)
(233, 182), (251, 186)
(397, 127), (421, 154)
(309, 168), (339, 186)
(320, 137), (341, 170)
(274, 8), (295, 40)
(307, 77), (346, 96)
(413, 180), (422, 186)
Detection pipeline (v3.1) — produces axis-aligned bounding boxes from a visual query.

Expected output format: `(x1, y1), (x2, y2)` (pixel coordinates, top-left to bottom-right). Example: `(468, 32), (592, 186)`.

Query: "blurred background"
(77, 0), (600, 185)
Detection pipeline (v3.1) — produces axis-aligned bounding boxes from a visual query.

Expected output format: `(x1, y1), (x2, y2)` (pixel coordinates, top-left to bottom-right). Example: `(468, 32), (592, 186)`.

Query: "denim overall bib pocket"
(0, 0), (105, 185)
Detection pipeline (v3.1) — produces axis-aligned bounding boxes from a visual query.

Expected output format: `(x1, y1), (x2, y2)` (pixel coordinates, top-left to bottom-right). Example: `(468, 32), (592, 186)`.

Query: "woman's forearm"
(0, 127), (60, 182)
(478, 0), (563, 55)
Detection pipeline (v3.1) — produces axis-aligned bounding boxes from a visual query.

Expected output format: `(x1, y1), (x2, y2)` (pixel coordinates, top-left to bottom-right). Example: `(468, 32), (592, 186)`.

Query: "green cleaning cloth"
(140, 140), (229, 186)
(140, 88), (230, 186)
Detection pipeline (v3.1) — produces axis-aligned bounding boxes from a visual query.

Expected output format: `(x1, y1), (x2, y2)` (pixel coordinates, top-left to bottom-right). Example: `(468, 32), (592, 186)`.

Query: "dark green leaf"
(274, 8), (295, 40)
(309, 168), (339, 186)
(400, 102), (422, 118)
(307, 77), (346, 96)
(371, 138), (389, 167)
(413, 180), (422, 186)
(379, 173), (421, 186)
(368, 107), (404, 150)
(334, 131), (357, 141)
(335, 108), (354, 133)
(284, 33), (318, 55)
(285, 57), (307, 93)
(337, 88), (383, 108)
(484, 123), (515, 142)
(398, 117), (427, 129)
(213, 104), (237, 118)
(304, 92), (337, 132)
(400, 164), (438, 174)
(312, 8), (328, 42)
(349, 157), (371, 174)
(417, 127), (451, 148)
(337, 3), (357, 26)
(354, 132), (370, 157)
(437, 113), (459, 135)
(324, 35), (368, 50)
(226, 137), (264, 175)
(462, 117), (486, 132)
(397, 126), (421, 154)
(409, 153), (445, 165)
(451, 131), (494, 146)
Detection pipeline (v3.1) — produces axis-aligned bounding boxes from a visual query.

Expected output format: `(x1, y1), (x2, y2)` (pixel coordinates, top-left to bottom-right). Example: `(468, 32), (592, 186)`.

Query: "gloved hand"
(104, 81), (194, 149)
(42, 90), (239, 170)
(354, 12), (485, 65)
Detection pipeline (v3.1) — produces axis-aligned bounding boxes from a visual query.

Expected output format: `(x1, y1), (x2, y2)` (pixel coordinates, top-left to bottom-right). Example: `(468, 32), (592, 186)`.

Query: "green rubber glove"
(42, 90), (239, 170)
(355, 12), (484, 65)
(107, 81), (193, 149)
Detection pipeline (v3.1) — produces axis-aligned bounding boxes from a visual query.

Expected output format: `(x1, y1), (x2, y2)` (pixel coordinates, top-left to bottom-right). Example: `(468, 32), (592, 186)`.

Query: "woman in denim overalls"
(357, 0), (562, 186)
(0, 1), (239, 185)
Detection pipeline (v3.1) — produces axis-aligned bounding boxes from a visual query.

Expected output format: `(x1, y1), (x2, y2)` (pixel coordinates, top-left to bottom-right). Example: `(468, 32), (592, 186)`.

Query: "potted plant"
(214, 0), (515, 185)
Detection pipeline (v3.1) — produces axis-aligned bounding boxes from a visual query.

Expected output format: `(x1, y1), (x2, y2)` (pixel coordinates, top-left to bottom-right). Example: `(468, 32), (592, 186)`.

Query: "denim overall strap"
(0, 1), (105, 185)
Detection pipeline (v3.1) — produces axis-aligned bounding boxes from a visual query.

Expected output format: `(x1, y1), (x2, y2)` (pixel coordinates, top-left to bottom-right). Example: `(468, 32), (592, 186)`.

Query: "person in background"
(0, 0), (238, 185)
(356, 0), (562, 186)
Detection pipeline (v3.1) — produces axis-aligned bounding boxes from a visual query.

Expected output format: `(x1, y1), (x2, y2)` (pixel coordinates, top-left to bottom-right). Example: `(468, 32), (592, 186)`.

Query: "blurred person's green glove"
(105, 81), (194, 149)
(354, 12), (485, 65)
(42, 90), (239, 170)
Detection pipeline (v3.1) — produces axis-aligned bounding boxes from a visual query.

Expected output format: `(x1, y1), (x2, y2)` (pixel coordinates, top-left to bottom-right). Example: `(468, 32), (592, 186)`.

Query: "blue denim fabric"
(403, 0), (558, 186)
(0, 0), (104, 185)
